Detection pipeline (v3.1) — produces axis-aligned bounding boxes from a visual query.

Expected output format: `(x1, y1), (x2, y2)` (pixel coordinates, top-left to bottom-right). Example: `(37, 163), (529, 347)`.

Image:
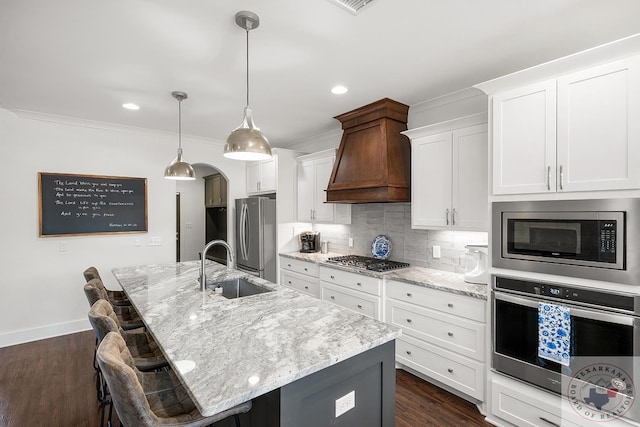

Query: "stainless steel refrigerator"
(235, 197), (277, 282)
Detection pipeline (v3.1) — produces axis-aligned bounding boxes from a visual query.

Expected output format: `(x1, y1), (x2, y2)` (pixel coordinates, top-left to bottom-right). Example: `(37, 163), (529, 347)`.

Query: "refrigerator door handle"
(240, 202), (248, 261)
(243, 203), (250, 260)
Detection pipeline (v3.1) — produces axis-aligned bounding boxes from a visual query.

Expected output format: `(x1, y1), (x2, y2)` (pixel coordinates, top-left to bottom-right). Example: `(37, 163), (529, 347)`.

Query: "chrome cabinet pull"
(304, 286), (309, 289)
(446, 208), (450, 225)
(406, 319), (412, 323)
(356, 282), (362, 286)
(330, 275), (335, 279)
(330, 295), (335, 300)
(547, 165), (551, 190)
(406, 350), (412, 355)
(452, 208), (456, 226)
(287, 281), (292, 284)
(447, 332), (454, 337)
(539, 417), (560, 427)
(406, 292), (412, 297)
(447, 303), (454, 308)
(304, 268), (308, 271)
(559, 165), (564, 190)
(357, 304), (362, 309)
(447, 368), (454, 374)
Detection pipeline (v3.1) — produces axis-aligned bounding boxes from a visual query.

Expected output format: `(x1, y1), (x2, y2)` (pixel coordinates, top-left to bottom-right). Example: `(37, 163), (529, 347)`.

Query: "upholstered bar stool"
(88, 299), (168, 372)
(84, 279), (144, 331)
(98, 332), (252, 427)
(89, 300), (176, 426)
(83, 266), (131, 306)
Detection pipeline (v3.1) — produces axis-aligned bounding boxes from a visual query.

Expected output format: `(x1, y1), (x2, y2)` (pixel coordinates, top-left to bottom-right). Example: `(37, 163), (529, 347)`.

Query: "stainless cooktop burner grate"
(326, 255), (409, 272)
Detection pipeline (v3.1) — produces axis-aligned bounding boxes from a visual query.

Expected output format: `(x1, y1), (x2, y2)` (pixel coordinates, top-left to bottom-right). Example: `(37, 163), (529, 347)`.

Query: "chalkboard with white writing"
(39, 172), (148, 236)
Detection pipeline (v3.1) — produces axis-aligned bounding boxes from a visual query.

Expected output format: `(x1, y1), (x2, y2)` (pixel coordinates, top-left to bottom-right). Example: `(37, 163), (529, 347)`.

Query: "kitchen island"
(112, 260), (400, 427)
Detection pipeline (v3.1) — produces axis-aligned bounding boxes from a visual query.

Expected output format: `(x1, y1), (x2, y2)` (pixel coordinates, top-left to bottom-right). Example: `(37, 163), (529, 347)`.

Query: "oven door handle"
(494, 291), (635, 326)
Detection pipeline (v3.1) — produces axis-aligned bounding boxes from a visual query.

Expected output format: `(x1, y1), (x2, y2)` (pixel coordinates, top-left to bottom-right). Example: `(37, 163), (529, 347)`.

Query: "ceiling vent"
(327, 0), (375, 15)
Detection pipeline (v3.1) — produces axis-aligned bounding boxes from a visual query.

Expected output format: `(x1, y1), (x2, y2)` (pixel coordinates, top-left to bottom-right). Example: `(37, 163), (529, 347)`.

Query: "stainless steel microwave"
(492, 199), (640, 285)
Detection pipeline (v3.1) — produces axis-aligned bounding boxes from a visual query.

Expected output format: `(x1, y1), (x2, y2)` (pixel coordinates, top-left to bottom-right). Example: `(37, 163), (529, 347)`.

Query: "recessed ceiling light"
(122, 103), (140, 110)
(331, 85), (348, 95)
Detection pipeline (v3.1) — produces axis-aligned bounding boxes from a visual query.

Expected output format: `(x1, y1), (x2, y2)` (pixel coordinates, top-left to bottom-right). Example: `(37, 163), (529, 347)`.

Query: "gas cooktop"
(326, 255), (410, 272)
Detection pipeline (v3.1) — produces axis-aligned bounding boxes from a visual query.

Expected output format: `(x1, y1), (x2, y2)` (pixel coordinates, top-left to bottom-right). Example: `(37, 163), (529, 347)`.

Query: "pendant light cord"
(246, 28), (250, 107)
(178, 98), (182, 150)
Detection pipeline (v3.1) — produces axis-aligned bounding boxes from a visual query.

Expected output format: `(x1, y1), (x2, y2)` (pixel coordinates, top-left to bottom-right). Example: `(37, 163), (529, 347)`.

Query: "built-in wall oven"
(492, 198), (640, 285)
(493, 275), (640, 421)
(492, 198), (640, 422)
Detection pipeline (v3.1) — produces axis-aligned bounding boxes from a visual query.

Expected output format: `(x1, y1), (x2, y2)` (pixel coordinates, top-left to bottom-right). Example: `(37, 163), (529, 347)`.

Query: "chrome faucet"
(200, 240), (234, 291)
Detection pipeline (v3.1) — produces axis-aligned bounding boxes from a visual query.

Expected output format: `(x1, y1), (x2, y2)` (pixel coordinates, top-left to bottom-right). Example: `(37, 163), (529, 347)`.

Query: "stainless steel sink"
(207, 277), (273, 299)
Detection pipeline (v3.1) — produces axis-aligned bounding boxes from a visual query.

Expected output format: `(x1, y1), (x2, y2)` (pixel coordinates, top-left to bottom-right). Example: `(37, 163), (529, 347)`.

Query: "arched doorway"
(175, 164), (229, 262)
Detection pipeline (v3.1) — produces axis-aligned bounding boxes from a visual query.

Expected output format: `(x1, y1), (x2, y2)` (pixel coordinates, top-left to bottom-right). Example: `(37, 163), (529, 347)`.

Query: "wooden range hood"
(326, 98), (411, 203)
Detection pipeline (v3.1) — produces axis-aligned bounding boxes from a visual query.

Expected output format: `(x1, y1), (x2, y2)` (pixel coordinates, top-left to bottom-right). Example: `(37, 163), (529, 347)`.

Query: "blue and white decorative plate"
(371, 235), (392, 260)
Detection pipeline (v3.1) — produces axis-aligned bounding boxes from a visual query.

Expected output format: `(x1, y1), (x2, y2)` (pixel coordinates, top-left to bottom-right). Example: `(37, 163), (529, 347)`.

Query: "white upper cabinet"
(557, 57), (640, 192)
(405, 114), (488, 231)
(412, 132), (452, 228)
(247, 157), (277, 194)
(296, 150), (351, 224)
(491, 55), (640, 195)
(492, 80), (557, 195)
(453, 124), (490, 229)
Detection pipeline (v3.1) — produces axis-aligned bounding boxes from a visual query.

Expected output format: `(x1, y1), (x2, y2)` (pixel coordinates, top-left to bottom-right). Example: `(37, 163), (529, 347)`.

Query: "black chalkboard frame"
(38, 172), (148, 237)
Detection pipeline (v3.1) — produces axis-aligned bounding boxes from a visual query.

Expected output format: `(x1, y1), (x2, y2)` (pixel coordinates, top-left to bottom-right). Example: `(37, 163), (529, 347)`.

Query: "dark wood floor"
(0, 331), (490, 426)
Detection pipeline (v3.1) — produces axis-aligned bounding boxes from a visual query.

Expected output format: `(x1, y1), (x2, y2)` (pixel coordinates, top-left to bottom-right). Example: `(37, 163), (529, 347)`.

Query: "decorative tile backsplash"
(313, 203), (488, 274)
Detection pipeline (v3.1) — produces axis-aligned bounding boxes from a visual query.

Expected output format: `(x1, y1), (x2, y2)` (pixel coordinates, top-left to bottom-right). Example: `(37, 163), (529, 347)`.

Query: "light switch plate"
(432, 245), (441, 258)
(335, 390), (355, 417)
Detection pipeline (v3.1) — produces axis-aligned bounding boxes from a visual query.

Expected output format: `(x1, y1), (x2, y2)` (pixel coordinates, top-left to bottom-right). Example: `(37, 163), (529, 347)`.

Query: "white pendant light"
(223, 11), (272, 161)
(164, 91), (196, 180)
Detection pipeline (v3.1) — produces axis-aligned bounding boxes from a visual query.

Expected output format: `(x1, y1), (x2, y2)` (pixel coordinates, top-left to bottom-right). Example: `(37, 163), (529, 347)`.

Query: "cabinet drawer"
(319, 267), (381, 296)
(396, 336), (484, 400)
(491, 377), (582, 427)
(281, 271), (319, 298)
(320, 282), (380, 319)
(386, 299), (484, 361)
(280, 257), (319, 277)
(386, 280), (485, 322)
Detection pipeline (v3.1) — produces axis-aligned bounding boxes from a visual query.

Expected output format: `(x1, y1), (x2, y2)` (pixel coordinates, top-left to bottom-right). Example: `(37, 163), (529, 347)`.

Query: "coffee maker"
(299, 231), (320, 253)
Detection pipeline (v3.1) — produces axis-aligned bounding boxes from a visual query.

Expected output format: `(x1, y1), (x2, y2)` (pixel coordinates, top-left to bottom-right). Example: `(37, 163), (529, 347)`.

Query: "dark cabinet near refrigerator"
(204, 174), (227, 207)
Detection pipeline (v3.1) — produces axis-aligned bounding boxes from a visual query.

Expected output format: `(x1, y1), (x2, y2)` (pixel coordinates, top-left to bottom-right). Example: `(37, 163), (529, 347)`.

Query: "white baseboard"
(0, 318), (92, 348)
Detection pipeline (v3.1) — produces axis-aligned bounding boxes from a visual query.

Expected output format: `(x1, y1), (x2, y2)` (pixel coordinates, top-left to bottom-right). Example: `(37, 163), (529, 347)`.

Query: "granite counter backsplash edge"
(280, 251), (488, 300)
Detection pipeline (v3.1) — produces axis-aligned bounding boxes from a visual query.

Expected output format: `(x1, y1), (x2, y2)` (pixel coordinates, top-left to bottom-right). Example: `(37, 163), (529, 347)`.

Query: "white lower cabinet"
(319, 266), (382, 320)
(281, 270), (319, 297)
(490, 374), (640, 427)
(491, 375), (599, 427)
(385, 279), (486, 401)
(279, 257), (319, 298)
(397, 335), (484, 400)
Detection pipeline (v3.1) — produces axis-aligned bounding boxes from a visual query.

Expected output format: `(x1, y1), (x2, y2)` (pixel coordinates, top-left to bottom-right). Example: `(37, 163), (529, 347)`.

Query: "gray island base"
(112, 261), (400, 427)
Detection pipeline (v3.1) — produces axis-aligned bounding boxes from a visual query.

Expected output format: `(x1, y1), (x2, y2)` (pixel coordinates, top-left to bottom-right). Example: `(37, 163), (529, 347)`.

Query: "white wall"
(288, 89), (488, 153)
(0, 108), (246, 347)
(408, 88), (487, 129)
(177, 164), (226, 262)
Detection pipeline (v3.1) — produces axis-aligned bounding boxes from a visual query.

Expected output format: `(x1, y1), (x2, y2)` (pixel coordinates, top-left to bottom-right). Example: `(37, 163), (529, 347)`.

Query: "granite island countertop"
(280, 251), (488, 300)
(112, 260), (400, 417)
